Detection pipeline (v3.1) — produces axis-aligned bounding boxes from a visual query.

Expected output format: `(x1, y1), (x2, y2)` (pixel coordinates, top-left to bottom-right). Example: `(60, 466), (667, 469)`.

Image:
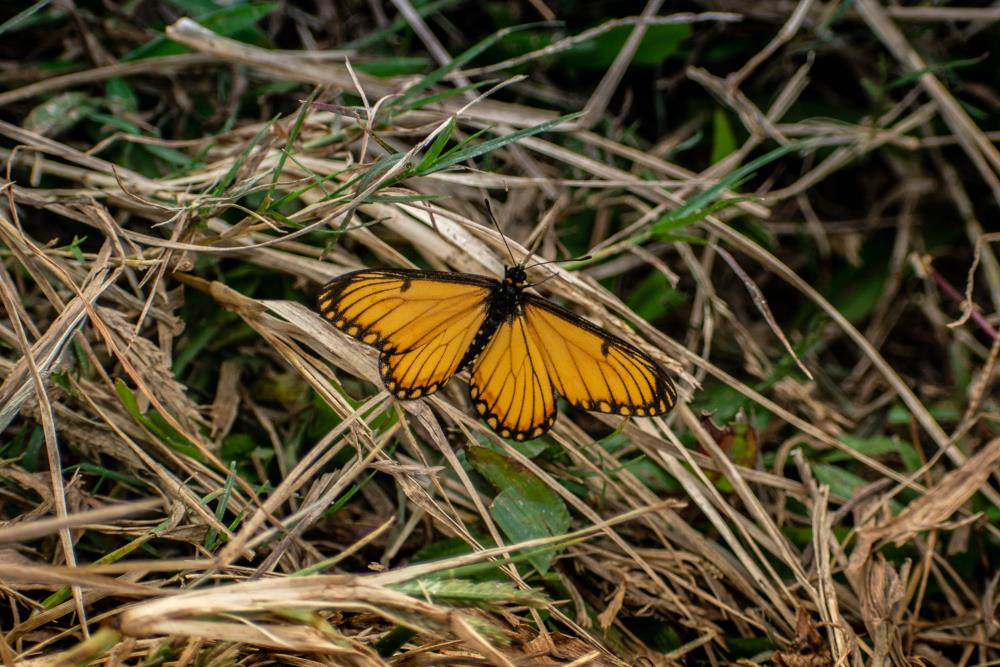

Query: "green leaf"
(621, 456), (680, 493)
(168, 0), (227, 15)
(173, 316), (230, 378)
(141, 143), (197, 168)
(834, 435), (921, 473)
(485, 28), (554, 68)
(220, 433), (258, 461)
(375, 627), (417, 658)
(24, 92), (93, 137)
(105, 77), (138, 113)
(204, 463), (237, 551)
(412, 536), (478, 563)
(650, 197), (752, 241)
(651, 142), (801, 236)
(414, 116), (457, 174)
(353, 57), (430, 78)
(147, 411), (201, 458)
(887, 53), (989, 90)
(711, 108), (737, 164)
(363, 193), (443, 205)
(432, 124), (492, 162)
(354, 150), (408, 195)
(114, 378), (201, 460)
(345, 0), (460, 50)
(625, 270), (684, 322)
(124, 37), (188, 63)
(24, 425), (45, 473)
(417, 112), (580, 177)
(265, 88), (319, 206)
(559, 23), (690, 69)
(0, 1), (52, 36)
(307, 381), (398, 439)
(813, 462), (903, 513)
(195, 2), (278, 36)
(66, 235), (88, 263)
(887, 402), (962, 426)
(811, 462), (869, 503)
(212, 114), (278, 196)
(467, 446), (570, 575)
(115, 377), (144, 418)
(84, 111), (141, 134)
(394, 22), (550, 109)
(271, 164), (351, 209)
(655, 232), (708, 246)
(70, 463), (144, 490)
(390, 578), (547, 608)
(690, 383), (748, 425)
(826, 264), (887, 324)
(402, 79), (497, 113)
(124, 3), (278, 61)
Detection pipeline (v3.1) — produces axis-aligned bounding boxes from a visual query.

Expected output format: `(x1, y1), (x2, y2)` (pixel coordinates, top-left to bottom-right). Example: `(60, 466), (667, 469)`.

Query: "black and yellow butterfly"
(317, 262), (676, 441)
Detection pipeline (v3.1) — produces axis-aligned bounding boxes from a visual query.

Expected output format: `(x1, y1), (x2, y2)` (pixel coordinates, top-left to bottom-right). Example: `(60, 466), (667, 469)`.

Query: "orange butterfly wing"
(318, 269), (492, 397)
(522, 295), (676, 418)
(469, 295), (675, 440)
(469, 314), (557, 441)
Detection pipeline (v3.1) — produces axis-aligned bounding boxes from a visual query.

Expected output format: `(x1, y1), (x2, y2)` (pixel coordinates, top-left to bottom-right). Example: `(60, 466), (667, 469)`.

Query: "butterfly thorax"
(458, 265), (527, 369)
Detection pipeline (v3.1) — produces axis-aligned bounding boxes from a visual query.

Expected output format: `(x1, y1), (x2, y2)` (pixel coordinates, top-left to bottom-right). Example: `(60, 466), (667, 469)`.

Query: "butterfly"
(317, 258), (677, 441)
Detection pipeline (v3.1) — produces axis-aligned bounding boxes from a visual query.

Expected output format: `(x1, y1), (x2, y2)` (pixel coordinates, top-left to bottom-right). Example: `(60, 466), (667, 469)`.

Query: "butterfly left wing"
(469, 314), (557, 441)
(522, 295), (676, 418)
(318, 269), (492, 398)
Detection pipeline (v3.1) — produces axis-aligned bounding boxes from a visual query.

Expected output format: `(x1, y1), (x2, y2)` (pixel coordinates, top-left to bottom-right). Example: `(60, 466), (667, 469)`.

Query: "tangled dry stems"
(1, 2), (999, 666)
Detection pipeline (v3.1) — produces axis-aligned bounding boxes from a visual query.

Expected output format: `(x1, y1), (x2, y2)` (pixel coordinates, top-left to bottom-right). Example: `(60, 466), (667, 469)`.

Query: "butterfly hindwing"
(522, 295), (676, 418)
(469, 314), (557, 441)
(318, 269), (492, 398)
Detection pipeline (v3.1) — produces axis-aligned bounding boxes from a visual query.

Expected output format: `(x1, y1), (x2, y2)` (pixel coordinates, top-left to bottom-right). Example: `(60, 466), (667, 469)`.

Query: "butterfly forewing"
(318, 269), (492, 398)
(469, 316), (557, 441)
(523, 296), (676, 417)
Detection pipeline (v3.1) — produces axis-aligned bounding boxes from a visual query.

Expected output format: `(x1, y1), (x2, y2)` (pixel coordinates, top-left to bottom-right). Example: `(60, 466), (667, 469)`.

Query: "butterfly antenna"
(526, 255), (591, 287)
(484, 199), (518, 266)
(525, 254), (591, 270)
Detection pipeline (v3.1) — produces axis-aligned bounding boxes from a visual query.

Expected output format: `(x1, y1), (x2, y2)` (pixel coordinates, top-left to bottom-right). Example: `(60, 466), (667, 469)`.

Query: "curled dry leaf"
(858, 556), (910, 666)
(848, 436), (1000, 582)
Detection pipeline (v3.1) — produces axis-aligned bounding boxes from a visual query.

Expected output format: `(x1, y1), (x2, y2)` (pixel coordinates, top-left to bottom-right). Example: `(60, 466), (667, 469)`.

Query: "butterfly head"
(503, 265), (527, 289)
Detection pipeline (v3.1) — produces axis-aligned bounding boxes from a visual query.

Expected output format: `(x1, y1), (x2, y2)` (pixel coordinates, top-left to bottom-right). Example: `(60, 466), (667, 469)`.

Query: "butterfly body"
(459, 265), (528, 369)
(318, 264), (676, 440)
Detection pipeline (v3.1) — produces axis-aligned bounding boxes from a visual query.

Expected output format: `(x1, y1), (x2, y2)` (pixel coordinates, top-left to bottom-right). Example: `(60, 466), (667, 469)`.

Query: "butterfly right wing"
(522, 295), (676, 417)
(318, 269), (493, 398)
(469, 314), (557, 441)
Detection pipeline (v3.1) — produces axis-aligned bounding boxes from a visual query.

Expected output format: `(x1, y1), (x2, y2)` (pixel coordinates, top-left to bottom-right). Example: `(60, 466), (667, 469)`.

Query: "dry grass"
(1, 2), (999, 666)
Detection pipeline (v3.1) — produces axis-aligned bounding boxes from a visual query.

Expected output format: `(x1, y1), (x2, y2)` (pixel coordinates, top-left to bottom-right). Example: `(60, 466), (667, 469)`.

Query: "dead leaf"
(596, 576), (627, 633)
(848, 437), (1000, 582)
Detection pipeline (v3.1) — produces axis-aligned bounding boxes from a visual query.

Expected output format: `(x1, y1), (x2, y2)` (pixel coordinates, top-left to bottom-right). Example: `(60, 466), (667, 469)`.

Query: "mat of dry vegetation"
(1, 1), (999, 665)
